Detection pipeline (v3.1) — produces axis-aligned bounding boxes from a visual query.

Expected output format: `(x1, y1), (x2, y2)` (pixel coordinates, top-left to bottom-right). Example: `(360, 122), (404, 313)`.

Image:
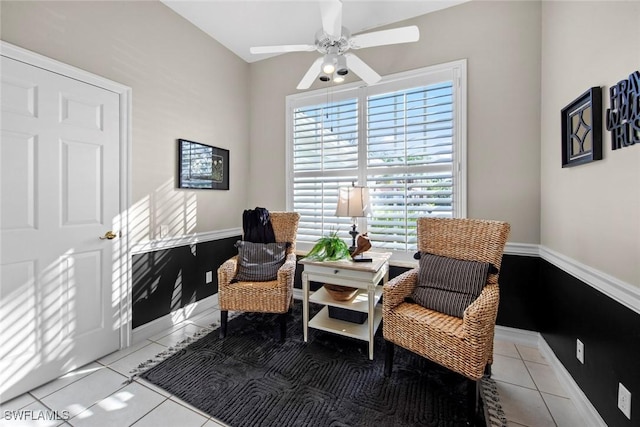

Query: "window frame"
(286, 59), (467, 254)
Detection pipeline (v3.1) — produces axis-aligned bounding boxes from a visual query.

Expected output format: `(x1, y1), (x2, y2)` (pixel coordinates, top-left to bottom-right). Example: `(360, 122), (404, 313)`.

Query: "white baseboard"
(495, 326), (606, 427)
(537, 338), (607, 427)
(131, 293), (219, 344)
(494, 325), (539, 347)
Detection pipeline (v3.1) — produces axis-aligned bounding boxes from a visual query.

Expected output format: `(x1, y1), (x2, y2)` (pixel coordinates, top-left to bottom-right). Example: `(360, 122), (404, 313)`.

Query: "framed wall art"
(560, 87), (602, 167)
(178, 139), (229, 190)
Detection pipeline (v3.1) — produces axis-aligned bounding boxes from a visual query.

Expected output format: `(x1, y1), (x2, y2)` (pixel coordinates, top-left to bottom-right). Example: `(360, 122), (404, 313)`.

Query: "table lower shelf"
(309, 286), (382, 313)
(308, 305), (383, 342)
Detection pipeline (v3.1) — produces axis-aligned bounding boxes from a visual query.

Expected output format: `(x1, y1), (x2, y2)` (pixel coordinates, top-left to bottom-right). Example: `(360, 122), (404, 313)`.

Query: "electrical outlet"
(618, 382), (632, 419)
(576, 339), (584, 364)
(205, 271), (213, 284)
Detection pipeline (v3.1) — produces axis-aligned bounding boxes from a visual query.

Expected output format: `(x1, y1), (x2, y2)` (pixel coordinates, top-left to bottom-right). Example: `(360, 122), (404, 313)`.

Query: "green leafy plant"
(304, 230), (351, 261)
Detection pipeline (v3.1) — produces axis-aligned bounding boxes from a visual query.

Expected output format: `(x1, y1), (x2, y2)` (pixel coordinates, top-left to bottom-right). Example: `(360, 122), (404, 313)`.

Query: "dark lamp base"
(348, 225), (358, 251)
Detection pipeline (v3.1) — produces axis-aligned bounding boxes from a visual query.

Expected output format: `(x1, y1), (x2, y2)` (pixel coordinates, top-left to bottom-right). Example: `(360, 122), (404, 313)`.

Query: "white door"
(1, 55), (122, 401)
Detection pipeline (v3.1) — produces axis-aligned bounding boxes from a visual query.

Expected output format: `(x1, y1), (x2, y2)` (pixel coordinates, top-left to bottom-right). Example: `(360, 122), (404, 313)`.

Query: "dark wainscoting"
(540, 260), (640, 427)
(133, 241), (639, 425)
(294, 254), (540, 331)
(496, 254), (541, 331)
(132, 236), (239, 329)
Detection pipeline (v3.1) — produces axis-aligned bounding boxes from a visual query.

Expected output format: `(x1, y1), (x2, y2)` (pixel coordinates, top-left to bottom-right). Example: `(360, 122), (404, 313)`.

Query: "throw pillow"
(408, 253), (493, 318)
(233, 241), (288, 282)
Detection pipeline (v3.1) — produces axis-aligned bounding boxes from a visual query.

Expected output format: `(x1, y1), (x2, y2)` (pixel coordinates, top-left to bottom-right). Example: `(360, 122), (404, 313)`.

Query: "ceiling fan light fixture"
(336, 55), (348, 76)
(252, 1), (420, 91)
(322, 63), (335, 74)
(322, 54), (336, 74)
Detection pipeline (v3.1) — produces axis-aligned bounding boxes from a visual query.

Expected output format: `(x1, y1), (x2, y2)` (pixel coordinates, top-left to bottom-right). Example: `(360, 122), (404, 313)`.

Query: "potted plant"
(304, 230), (351, 261)
(304, 231), (358, 301)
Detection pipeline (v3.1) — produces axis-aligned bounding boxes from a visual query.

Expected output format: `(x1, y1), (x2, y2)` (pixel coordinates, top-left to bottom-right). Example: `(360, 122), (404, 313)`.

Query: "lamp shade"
(335, 186), (371, 218)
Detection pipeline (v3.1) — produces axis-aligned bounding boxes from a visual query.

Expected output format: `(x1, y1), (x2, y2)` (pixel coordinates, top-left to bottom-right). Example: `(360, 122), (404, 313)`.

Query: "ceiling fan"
(249, 0), (420, 90)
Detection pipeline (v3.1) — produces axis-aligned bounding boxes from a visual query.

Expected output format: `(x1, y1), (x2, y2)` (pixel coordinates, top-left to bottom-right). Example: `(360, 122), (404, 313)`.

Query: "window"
(287, 60), (466, 252)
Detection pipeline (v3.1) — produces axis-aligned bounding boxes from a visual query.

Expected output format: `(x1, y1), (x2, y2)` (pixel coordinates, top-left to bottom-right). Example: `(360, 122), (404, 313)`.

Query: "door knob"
(99, 231), (118, 240)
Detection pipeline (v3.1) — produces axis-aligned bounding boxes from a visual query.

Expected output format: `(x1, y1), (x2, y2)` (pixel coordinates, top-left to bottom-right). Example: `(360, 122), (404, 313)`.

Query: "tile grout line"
(101, 340), (164, 365)
(64, 367), (131, 425)
(494, 342), (541, 427)
(3, 312), (217, 425)
(64, 366), (167, 427)
(493, 377), (538, 392)
(516, 345), (559, 427)
(128, 322), (218, 425)
(166, 392), (212, 417)
(127, 396), (170, 427)
(25, 364), (104, 402)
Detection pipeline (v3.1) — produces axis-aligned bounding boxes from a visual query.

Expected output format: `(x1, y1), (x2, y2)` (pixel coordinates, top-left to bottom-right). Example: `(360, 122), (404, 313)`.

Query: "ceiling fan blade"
(297, 57), (324, 90)
(250, 44), (316, 55)
(344, 53), (381, 86)
(319, 0), (342, 40)
(349, 26), (420, 49)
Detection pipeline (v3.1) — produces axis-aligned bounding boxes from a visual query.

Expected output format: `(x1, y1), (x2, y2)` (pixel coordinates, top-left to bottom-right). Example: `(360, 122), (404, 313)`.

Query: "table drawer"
(303, 264), (386, 282)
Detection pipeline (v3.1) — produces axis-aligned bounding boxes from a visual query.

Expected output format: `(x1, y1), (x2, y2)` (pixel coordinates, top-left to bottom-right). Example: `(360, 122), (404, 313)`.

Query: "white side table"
(300, 252), (391, 360)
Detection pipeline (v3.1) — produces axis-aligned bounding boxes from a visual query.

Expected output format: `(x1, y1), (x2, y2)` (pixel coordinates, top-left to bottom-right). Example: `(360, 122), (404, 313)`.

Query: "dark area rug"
(138, 302), (505, 427)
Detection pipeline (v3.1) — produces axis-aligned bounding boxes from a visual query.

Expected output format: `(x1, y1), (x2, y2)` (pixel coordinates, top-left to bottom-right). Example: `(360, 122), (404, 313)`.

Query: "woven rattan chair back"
(268, 211), (300, 250)
(417, 218), (510, 285)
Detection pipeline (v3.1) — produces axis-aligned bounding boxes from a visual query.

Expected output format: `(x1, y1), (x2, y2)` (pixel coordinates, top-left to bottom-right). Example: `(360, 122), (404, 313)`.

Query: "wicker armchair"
(217, 211), (300, 340)
(383, 218), (510, 415)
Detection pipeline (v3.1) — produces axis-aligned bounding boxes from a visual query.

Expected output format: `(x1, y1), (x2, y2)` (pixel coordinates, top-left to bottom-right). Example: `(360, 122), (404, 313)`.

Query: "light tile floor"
(1, 306), (587, 427)
(491, 340), (586, 426)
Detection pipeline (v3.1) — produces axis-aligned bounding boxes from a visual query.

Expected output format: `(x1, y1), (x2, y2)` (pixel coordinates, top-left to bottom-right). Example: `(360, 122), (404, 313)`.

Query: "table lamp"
(335, 183), (371, 254)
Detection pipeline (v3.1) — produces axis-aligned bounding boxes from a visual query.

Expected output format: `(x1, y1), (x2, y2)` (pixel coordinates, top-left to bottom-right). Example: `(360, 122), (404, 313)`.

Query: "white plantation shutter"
(292, 97), (359, 241)
(288, 61), (466, 252)
(367, 171), (453, 250)
(366, 82), (455, 251)
(294, 175), (358, 242)
(293, 99), (358, 172)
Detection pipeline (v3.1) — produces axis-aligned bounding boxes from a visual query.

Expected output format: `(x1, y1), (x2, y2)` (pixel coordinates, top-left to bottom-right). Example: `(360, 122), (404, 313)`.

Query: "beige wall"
(248, 0), (542, 244)
(540, 1), (640, 287)
(2, 0), (635, 285)
(1, 1), (250, 244)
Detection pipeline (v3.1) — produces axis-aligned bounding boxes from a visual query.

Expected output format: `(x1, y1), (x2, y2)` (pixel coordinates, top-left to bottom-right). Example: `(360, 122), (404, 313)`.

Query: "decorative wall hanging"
(178, 139), (229, 190)
(606, 70), (640, 150)
(561, 87), (602, 167)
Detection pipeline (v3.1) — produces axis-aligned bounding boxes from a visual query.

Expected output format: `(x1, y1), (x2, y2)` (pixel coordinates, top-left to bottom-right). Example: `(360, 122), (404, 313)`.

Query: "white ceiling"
(161, 0), (469, 63)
